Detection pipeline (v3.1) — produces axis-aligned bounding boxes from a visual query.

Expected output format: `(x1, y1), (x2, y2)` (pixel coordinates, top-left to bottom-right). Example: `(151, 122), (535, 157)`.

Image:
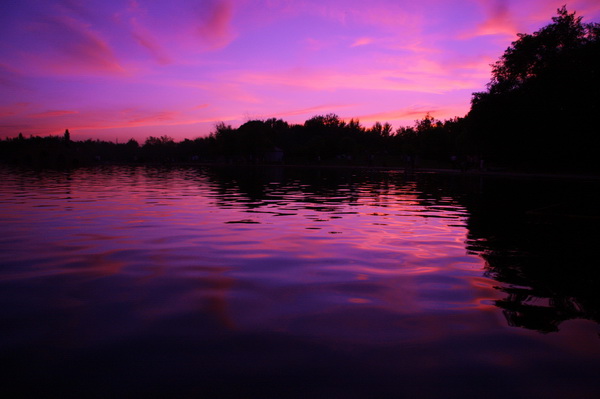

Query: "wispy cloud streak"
(30, 110), (79, 119)
(23, 15), (126, 75)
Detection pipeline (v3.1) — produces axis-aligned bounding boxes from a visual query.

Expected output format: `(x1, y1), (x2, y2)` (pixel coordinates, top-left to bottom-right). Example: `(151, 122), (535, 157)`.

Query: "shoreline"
(3, 160), (600, 181)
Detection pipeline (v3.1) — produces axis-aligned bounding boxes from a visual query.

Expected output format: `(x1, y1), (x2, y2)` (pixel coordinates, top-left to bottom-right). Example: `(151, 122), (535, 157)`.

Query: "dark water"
(1, 165), (599, 398)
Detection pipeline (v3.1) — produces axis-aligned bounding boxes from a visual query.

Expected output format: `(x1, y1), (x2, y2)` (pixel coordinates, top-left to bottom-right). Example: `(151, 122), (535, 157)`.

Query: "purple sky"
(1, 0), (599, 142)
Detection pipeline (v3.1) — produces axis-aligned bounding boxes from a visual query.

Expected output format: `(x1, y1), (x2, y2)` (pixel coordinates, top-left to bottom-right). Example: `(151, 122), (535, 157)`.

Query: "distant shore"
(4, 159), (600, 181)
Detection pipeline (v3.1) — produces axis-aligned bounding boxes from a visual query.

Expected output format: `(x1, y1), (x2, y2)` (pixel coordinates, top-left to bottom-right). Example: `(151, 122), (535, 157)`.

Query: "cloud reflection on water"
(1, 165), (599, 398)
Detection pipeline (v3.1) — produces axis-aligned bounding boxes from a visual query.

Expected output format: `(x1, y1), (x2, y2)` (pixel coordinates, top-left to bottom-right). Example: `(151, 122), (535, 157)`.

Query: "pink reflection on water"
(2, 166), (600, 397)
(0, 167), (520, 346)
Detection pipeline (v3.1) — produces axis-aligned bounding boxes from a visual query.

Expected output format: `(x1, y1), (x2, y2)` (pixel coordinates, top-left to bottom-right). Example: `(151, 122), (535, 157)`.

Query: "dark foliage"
(0, 114), (466, 168)
(468, 6), (600, 171)
(1, 7), (598, 172)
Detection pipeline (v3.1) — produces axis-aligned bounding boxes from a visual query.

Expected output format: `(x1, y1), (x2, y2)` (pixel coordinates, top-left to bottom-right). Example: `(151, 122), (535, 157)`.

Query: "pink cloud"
(516, 0), (600, 25)
(479, 0), (516, 32)
(0, 102), (30, 118)
(354, 102), (472, 128)
(111, 0), (239, 58)
(30, 110), (79, 119)
(465, 0), (600, 39)
(130, 20), (172, 64)
(23, 15), (125, 76)
(357, 107), (446, 125)
(351, 37), (374, 47)
(117, 109), (179, 127)
(1, 107), (194, 138)
(194, 0), (236, 50)
(230, 63), (482, 94)
(260, 104), (357, 120)
(475, 8), (518, 37)
(76, 107), (239, 132)
(440, 54), (496, 82)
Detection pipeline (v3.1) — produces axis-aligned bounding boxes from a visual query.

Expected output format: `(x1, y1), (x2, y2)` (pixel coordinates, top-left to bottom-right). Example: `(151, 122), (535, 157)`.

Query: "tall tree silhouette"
(468, 6), (600, 170)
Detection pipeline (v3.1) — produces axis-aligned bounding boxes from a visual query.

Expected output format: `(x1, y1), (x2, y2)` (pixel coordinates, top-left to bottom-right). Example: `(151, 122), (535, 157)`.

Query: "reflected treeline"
(203, 166), (362, 206)
(198, 165), (458, 213)
(198, 165), (600, 334)
(462, 177), (600, 333)
(2, 8), (599, 173)
(6, 160), (599, 333)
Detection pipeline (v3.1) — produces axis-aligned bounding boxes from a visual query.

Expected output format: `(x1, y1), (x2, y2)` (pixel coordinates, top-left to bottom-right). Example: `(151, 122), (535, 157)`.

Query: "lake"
(1, 165), (599, 398)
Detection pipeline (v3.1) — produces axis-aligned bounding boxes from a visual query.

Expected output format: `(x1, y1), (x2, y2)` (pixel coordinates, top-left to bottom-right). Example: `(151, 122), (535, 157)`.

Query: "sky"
(1, 0), (599, 142)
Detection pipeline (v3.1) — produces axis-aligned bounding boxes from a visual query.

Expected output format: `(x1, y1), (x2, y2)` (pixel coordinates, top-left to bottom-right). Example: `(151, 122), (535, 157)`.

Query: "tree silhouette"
(468, 6), (600, 170)
(461, 177), (600, 333)
(3, 7), (599, 174)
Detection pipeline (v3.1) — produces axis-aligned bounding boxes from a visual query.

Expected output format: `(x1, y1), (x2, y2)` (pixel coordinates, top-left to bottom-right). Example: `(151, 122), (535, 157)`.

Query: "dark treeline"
(1, 7), (598, 172)
(0, 114), (467, 169)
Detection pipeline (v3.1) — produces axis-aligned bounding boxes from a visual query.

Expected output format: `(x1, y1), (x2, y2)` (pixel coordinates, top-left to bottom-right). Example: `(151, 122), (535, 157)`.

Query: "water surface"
(1, 165), (599, 398)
